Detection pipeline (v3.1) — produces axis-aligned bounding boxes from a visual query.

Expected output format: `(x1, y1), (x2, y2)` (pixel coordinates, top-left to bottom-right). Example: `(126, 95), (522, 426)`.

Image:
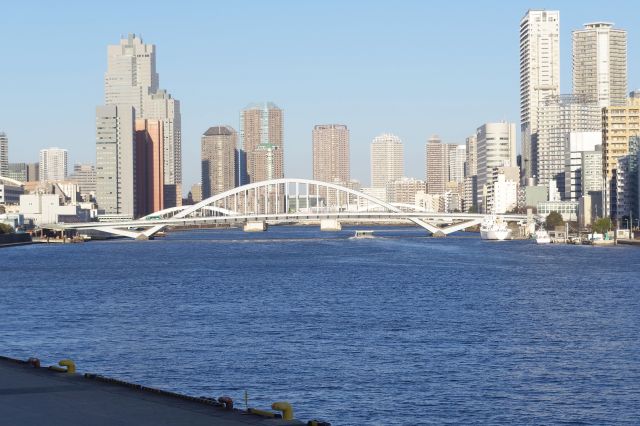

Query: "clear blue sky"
(1, 1), (639, 188)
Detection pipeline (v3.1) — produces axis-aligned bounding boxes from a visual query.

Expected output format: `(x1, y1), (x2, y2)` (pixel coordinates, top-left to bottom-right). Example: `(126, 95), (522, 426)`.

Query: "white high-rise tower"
(573, 22), (627, 108)
(370, 134), (403, 189)
(520, 10), (560, 181)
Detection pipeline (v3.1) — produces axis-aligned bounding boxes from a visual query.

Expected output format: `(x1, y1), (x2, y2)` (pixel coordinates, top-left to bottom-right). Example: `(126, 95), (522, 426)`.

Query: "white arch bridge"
(56, 178), (532, 239)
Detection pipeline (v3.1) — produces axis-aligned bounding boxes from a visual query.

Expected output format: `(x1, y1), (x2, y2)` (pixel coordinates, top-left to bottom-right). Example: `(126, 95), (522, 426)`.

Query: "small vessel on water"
(480, 215), (512, 241)
(350, 230), (375, 239)
(535, 229), (551, 244)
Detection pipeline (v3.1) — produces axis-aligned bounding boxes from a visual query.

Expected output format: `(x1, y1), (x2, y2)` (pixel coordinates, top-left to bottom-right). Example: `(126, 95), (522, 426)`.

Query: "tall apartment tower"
(520, 10), (560, 181)
(425, 135), (448, 194)
(239, 103), (284, 184)
(476, 122), (517, 209)
(448, 144), (466, 184)
(312, 124), (350, 185)
(573, 23), (627, 108)
(0, 132), (8, 177)
(96, 105), (136, 218)
(39, 148), (68, 182)
(135, 119), (164, 216)
(465, 134), (477, 177)
(370, 133), (403, 189)
(201, 126), (237, 199)
(99, 34), (182, 211)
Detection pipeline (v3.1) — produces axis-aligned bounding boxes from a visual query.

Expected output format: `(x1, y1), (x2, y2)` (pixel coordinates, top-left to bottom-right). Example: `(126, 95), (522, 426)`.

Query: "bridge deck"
(0, 357), (306, 426)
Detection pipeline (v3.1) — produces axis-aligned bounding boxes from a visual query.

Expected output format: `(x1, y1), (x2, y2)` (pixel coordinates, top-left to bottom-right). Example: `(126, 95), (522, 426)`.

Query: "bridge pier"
(244, 221), (267, 232)
(320, 219), (342, 231)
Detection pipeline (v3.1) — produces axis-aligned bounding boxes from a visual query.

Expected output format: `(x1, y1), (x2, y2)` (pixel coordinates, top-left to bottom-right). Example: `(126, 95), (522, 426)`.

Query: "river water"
(2, 226), (640, 424)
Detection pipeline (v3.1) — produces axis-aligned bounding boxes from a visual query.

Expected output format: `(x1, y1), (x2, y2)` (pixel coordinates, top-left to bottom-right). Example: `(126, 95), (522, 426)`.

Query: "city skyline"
(2, 2), (640, 188)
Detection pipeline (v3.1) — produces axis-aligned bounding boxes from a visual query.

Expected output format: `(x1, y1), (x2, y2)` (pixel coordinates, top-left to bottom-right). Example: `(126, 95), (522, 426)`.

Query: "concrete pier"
(0, 356), (312, 425)
(319, 219), (341, 231)
(243, 221), (267, 232)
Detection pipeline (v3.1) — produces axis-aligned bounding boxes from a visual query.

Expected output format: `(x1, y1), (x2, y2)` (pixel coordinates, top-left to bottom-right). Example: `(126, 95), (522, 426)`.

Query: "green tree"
(545, 211), (564, 230)
(592, 217), (612, 234)
(0, 223), (14, 234)
(467, 205), (478, 213)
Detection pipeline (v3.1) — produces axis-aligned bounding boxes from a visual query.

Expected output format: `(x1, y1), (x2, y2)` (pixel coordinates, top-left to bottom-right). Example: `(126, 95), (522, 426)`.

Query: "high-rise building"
(135, 119), (165, 216)
(239, 103), (284, 185)
(0, 132), (8, 177)
(573, 23), (627, 108)
(602, 97), (640, 216)
(201, 126), (237, 199)
(520, 10), (560, 180)
(39, 148), (68, 182)
(465, 134), (477, 177)
(312, 124), (350, 205)
(371, 133), (403, 190)
(100, 34), (182, 210)
(536, 94), (601, 192)
(476, 122), (517, 211)
(105, 33), (158, 114)
(448, 144), (466, 184)
(312, 124), (350, 185)
(96, 105), (136, 218)
(70, 163), (97, 198)
(425, 135), (447, 194)
(145, 90), (182, 207)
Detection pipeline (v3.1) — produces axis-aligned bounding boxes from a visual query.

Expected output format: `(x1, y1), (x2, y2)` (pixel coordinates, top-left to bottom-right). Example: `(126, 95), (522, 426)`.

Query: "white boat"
(535, 229), (551, 244)
(480, 216), (512, 241)
(350, 230), (375, 239)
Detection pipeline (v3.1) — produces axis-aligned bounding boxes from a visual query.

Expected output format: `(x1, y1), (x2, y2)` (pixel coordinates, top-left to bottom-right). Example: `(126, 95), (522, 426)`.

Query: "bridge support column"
(320, 219), (341, 231)
(244, 221), (267, 232)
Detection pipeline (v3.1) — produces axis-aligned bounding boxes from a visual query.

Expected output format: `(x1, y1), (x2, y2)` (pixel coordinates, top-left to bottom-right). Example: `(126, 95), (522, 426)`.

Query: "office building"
(39, 148), (68, 182)
(0, 132), (7, 178)
(520, 10), (560, 180)
(240, 102), (284, 184)
(476, 122), (517, 211)
(95, 105), (136, 218)
(564, 132), (601, 201)
(536, 94), (601, 190)
(371, 133), (403, 189)
(135, 119), (165, 216)
(201, 125), (237, 199)
(425, 135), (447, 194)
(573, 23), (627, 108)
(70, 164), (97, 198)
(7, 163), (27, 183)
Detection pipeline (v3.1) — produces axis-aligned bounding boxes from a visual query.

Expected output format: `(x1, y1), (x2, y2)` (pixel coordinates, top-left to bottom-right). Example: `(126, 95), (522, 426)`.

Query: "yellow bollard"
(272, 401), (294, 420)
(58, 359), (76, 373)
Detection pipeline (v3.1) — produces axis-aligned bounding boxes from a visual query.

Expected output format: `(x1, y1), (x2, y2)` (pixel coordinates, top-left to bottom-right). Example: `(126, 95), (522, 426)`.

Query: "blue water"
(2, 226), (640, 425)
